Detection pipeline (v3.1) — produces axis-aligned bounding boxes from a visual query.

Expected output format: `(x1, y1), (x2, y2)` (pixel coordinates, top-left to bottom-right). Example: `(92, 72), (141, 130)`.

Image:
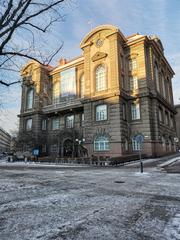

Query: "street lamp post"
(75, 138), (85, 157)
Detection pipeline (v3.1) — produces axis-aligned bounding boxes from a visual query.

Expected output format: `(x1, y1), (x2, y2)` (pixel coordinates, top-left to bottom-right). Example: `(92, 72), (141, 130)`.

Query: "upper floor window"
(60, 67), (76, 97)
(26, 118), (32, 131)
(130, 76), (138, 90)
(154, 63), (160, 92)
(80, 113), (84, 127)
(131, 102), (140, 120)
(94, 136), (110, 151)
(129, 59), (137, 71)
(95, 65), (107, 91)
(66, 115), (74, 128)
(159, 107), (163, 123)
(165, 111), (169, 125)
(170, 115), (174, 128)
(41, 119), (47, 130)
(52, 117), (60, 130)
(80, 74), (85, 98)
(26, 88), (34, 109)
(52, 82), (59, 104)
(96, 104), (107, 121)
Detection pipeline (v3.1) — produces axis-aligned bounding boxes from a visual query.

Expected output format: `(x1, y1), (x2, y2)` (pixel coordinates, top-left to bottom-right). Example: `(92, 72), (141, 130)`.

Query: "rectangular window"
(96, 104), (107, 121)
(26, 118), (32, 131)
(51, 144), (58, 153)
(66, 115), (74, 128)
(165, 112), (169, 125)
(130, 76), (138, 90)
(52, 117), (60, 130)
(41, 119), (47, 130)
(170, 115), (174, 128)
(131, 103), (140, 120)
(60, 67), (76, 97)
(81, 113), (84, 127)
(129, 59), (137, 71)
(159, 108), (163, 123)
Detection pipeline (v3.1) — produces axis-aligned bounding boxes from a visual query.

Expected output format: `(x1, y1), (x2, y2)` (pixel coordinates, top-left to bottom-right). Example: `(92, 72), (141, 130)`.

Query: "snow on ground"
(0, 164), (180, 240)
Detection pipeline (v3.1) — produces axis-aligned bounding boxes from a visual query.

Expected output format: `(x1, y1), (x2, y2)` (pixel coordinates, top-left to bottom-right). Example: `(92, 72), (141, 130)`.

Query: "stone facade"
(175, 105), (180, 148)
(0, 127), (11, 153)
(18, 25), (177, 158)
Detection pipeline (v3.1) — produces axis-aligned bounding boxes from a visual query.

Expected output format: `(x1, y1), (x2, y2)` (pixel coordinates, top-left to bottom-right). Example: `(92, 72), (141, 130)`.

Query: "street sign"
(133, 134), (144, 173)
(33, 149), (39, 156)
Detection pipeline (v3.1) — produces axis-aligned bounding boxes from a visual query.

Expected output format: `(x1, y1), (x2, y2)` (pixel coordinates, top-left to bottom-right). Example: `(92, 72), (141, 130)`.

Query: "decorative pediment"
(92, 52), (107, 62)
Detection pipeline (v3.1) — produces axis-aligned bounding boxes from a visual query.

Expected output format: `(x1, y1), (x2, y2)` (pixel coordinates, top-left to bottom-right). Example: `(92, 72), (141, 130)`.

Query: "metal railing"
(42, 98), (83, 112)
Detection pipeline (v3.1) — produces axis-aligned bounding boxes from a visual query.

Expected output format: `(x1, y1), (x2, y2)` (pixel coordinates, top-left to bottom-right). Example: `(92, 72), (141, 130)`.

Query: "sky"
(0, 0), (180, 134)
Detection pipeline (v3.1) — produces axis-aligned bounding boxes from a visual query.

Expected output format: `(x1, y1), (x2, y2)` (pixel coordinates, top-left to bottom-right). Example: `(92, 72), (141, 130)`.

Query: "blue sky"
(0, 0), (180, 133)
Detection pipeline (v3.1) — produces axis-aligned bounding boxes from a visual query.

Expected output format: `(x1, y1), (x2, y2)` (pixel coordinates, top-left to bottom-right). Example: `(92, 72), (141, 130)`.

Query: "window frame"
(52, 117), (60, 130)
(26, 118), (32, 131)
(129, 75), (138, 90)
(66, 115), (74, 128)
(94, 136), (110, 151)
(95, 64), (107, 92)
(129, 58), (137, 71)
(41, 119), (47, 131)
(131, 102), (140, 120)
(26, 88), (34, 109)
(96, 104), (108, 121)
(132, 139), (141, 151)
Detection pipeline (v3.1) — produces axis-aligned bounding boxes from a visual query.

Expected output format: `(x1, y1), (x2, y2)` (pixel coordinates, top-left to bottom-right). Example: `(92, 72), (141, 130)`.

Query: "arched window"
(80, 74), (85, 97)
(132, 138), (140, 151)
(95, 65), (106, 91)
(154, 63), (160, 92)
(94, 136), (109, 151)
(26, 88), (34, 109)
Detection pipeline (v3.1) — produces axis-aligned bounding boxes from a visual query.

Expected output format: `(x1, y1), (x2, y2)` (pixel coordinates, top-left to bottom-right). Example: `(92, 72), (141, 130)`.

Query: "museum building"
(18, 24), (177, 158)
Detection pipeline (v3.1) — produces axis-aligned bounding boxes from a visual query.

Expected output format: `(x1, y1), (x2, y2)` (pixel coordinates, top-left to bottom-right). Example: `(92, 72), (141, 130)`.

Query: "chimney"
(59, 58), (67, 66)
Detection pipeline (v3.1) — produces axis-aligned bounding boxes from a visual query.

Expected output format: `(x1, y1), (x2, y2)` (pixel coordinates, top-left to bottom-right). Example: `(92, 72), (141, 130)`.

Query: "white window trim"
(96, 104), (107, 121)
(132, 139), (140, 151)
(52, 117), (60, 130)
(26, 118), (32, 131)
(66, 115), (74, 128)
(131, 103), (140, 120)
(95, 65), (107, 92)
(94, 136), (110, 151)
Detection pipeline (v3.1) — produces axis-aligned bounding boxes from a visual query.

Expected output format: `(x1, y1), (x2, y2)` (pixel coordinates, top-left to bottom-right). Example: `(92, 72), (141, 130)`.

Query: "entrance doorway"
(63, 139), (73, 157)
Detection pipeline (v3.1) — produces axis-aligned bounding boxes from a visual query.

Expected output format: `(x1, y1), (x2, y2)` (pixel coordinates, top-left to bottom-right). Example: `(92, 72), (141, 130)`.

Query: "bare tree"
(0, 0), (71, 86)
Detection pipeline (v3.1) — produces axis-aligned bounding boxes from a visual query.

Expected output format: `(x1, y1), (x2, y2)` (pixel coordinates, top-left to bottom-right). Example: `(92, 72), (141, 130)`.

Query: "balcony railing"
(42, 97), (83, 113)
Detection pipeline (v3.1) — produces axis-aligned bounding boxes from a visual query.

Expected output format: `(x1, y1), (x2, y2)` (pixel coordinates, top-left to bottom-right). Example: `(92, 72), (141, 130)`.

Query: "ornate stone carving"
(92, 52), (107, 62)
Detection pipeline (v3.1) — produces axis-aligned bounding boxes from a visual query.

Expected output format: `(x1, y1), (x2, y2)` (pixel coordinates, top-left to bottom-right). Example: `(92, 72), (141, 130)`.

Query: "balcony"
(42, 97), (83, 114)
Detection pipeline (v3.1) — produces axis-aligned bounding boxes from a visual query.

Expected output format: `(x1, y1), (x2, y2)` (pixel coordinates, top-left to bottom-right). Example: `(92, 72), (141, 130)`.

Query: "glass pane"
(61, 67), (76, 97)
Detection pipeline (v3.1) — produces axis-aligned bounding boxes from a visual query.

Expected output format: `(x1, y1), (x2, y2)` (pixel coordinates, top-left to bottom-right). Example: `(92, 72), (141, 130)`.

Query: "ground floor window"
(66, 115), (74, 128)
(132, 139), (140, 151)
(94, 136), (109, 151)
(51, 144), (58, 153)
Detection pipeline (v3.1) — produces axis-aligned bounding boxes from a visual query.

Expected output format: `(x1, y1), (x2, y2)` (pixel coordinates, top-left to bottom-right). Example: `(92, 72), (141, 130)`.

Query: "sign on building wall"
(60, 67), (76, 97)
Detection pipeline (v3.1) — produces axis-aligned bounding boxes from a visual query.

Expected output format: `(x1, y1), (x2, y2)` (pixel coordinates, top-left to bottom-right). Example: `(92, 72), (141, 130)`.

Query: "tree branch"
(0, 80), (21, 86)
